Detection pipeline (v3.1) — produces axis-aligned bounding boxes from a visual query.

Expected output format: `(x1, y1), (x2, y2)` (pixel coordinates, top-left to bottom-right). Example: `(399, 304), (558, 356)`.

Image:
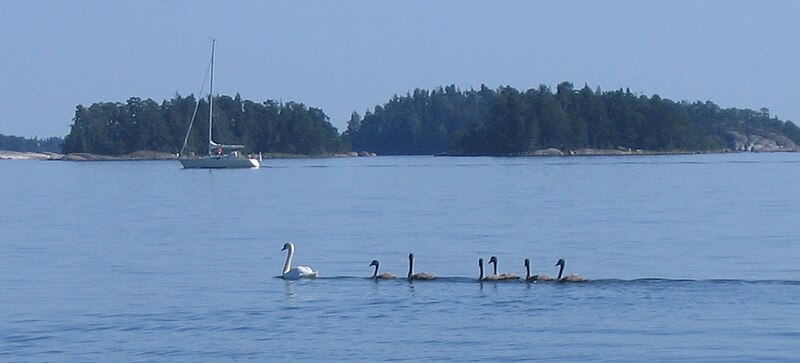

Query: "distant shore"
(439, 146), (798, 157)
(0, 150), (64, 160)
(0, 150), (178, 161)
(0, 150), (378, 161)
(2, 147), (797, 161)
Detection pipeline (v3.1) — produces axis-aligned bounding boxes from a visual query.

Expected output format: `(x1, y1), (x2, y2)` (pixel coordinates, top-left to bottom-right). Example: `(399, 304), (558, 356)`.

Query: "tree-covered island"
(61, 94), (343, 157)
(346, 83), (800, 156)
(0, 134), (62, 153)
(3, 82), (799, 159)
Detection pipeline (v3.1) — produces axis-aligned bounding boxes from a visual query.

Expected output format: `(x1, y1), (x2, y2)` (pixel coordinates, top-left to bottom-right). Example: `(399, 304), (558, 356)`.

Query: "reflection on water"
(283, 280), (296, 301)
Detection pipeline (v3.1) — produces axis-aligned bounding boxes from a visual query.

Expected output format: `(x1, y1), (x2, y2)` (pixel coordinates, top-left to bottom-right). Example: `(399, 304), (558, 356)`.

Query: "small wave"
(542, 159), (783, 167)
(274, 275), (800, 285)
(615, 278), (800, 285)
(4, 334), (53, 344)
(273, 275), (368, 280)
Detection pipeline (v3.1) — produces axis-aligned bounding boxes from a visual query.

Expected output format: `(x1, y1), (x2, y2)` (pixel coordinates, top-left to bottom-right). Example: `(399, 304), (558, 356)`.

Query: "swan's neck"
(408, 257), (413, 279)
(491, 262), (498, 275)
(283, 246), (294, 274)
(479, 261), (484, 280)
(526, 263), (532, 280)
(372, 264), (378, 278)
(557, 264), (564, 280)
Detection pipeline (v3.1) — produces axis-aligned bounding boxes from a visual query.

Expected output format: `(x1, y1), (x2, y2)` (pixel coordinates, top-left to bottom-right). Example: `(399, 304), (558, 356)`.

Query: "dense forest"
(8, 82), (800, 157)
(62, 94), (344, 156)
(347, 83), (800, 155)
(0, 134), (62, 153)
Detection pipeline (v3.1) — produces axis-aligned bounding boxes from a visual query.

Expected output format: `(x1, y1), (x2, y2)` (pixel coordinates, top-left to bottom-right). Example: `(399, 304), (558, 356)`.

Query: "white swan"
(555, 258), (586, 283)
(488, 256), (519, 280)
(478, 258), (503, 281)
(407, 253), (436, 280)
(524, 258), (553, 282)
(369, 259), (396, 279)
(281, 242), (318, 280)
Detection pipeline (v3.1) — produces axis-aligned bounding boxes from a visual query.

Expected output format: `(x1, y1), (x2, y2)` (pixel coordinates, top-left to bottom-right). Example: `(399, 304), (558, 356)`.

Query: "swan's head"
(524, 258), (530, 267)
(478, 258), (484, 266)
(281, 242), (294, 251)
(369, 259), (380, 267)
(408, 253), (414, 261)
(489, 256), (498, 264)
(556, 258), (565, 267)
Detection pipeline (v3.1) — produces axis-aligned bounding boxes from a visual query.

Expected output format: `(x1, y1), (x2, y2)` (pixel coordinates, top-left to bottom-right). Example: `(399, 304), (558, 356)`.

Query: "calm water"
(1, 154), (799, 361)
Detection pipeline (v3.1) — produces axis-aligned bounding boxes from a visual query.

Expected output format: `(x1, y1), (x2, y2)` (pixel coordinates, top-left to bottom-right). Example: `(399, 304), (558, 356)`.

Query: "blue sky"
(2, 1), (799, 138)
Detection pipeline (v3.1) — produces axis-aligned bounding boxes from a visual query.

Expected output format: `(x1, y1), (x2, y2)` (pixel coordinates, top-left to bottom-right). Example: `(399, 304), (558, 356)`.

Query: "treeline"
(347, 83), (800, 155)
(52, 82), (800, 157)
(0, 134), (63, 153)
(62, 94), (344, 156)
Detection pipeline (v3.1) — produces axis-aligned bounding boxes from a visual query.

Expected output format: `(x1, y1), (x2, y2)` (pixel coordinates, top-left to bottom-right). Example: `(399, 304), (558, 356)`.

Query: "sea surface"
(1, 154), (799, 361)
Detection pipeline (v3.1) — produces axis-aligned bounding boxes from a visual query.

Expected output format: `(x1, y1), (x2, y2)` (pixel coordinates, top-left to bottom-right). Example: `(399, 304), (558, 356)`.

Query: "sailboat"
(179, 40), (260, 169)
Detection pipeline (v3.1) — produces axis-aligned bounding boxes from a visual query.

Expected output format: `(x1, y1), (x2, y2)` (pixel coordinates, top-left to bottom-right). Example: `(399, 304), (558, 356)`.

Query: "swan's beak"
(281, 246), (287, 251)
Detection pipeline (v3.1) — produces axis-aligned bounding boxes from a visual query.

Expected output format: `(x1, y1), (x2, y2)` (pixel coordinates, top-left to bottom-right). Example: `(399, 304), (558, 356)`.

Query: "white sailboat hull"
(180, 156), (259, 169)
(179, 40), (260, 170)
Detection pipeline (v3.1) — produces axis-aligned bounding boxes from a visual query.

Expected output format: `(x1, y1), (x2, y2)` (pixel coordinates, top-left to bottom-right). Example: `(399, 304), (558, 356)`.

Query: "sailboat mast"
(207, 39), (215, 156)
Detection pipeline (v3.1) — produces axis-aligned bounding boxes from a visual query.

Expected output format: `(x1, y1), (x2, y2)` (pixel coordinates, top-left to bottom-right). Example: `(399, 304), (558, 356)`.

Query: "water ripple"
(271, 276), (800, 285)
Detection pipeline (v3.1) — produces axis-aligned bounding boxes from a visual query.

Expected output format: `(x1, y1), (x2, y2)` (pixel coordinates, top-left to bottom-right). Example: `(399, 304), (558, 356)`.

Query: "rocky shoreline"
(0, 150), (378, 161)
(0, 151), (64, 160)
(2, 144), (796, 161)
(0, 150), (181, 161)
(439, 147), (798, 157)
(441, 131), (800, 157)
